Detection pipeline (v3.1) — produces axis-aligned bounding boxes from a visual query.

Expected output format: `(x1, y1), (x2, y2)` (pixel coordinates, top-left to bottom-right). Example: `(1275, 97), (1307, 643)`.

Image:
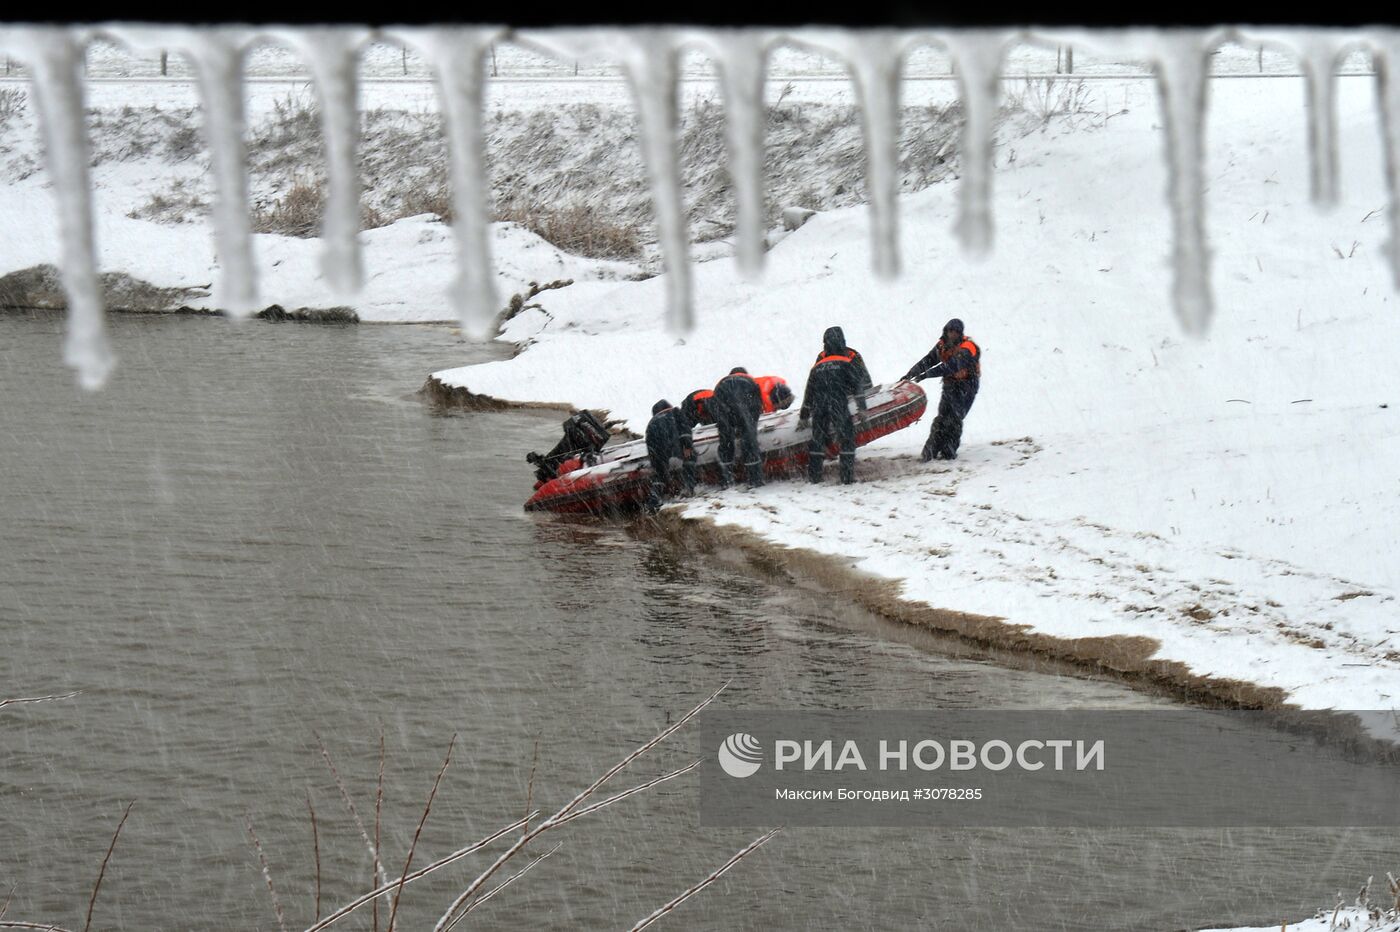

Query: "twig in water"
(301, 813), (535, 932)
(0, 923), (78, 931)
(443, 843), (563, 931)
(306, 789), (321, 922)
(84, 801), (134, 932)
(628, 828), (782, 931)
(432, 684), (728, 932)
(313, 732), (390, 893)
(0, 691), (80, 711)
(373, 728), (385, 932)
(0, 885), (13, 920)
(245, 812), (289, 932)
(523, 734), (540, 836)
(387, 734), (456, 932)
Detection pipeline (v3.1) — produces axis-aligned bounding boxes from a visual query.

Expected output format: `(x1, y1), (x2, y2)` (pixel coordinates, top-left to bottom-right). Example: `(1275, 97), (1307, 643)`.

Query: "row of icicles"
(0, 25), (1396, 388)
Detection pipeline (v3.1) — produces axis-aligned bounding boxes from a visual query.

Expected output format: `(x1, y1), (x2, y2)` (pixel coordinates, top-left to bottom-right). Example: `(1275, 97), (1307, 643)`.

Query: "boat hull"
(524, 380), (927, 515)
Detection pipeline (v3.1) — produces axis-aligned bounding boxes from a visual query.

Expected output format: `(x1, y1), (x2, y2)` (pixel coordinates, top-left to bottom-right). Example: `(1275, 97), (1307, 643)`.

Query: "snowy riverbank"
(434, 75), (1400, 730)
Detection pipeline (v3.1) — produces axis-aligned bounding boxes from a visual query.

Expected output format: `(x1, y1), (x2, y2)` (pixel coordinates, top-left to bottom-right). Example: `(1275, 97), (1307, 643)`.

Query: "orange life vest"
(938, 338), (981, 380)
(754, 375), (791, 413)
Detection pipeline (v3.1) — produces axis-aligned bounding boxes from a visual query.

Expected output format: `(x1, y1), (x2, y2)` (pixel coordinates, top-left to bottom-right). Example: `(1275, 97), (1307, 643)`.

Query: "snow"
(434, 75), (1400, 725)
(1203, 907), (1400, 931)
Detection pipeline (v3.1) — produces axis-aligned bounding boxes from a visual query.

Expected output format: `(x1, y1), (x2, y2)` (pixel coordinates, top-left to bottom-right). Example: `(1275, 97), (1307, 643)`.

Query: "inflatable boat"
(524, 380), (927, 515)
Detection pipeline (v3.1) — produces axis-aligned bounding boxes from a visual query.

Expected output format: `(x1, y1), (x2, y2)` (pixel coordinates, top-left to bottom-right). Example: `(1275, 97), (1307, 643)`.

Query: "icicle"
(622, 31), (692, 332)
(708, 30), (769, 279)
(282, 28), (369, 297)
(844, 31), (904, 278)
(943, 31), (1007, 257)
(404, 27), (501, 337)
(22, 28), (114, 388)
(1302, 36), (1341, 209)
(185, 31), (259, 314)
(1376, 33), (1400, 291)
(1152, 31), (1215, 336)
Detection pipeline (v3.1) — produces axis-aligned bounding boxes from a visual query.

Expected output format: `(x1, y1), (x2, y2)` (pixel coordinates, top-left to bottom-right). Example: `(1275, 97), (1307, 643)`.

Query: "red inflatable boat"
(524, 380), (928, 515)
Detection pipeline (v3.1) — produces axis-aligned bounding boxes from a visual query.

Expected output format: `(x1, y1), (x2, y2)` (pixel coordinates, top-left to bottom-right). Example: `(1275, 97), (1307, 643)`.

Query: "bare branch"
(0, 691), (80, 711)
(312, 732), (390, 892)
(387, 733), (456, 932)
(629, 828), (782, 931)
(522, 735), (540, 836)
(555, 761), (701, 827)
(1, 922), (78, 931)
(433, 683), (726, 932)
(306, 789), (321, 922)
(442, 843), (562, 932)
(245, 812), (289, 932)
(301, 813), (535, 932)
(83, 801), (134, 932)
(373, 727), (385, 932)
(0, 885), (14, 920)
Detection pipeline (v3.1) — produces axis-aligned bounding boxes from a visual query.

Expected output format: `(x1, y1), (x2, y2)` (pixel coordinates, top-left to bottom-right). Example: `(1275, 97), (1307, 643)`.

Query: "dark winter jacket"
(904, 335), (981, 388)
(645, 405), (694, 462)
(801, 344), (869, 422)
(679, 389), (715, 430)
(711, 371), (764, 424)
(814, 327), (874, 391)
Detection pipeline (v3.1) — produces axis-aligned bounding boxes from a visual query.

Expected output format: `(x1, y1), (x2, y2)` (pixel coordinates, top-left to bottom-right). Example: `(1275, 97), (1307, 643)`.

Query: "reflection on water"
(0, 313), (1393, 931)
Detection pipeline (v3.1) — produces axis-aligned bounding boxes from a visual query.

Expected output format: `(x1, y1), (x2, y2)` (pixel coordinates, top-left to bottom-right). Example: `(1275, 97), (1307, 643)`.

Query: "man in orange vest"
(711, 367), (765, 488)
(902, 318), (981, 462)
(753, 375), (794, 414)
(799, 328), (868, 484)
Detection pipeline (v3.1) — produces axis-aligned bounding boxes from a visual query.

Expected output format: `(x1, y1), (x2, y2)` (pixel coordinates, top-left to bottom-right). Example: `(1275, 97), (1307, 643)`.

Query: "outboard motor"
(526, 410), (611, 483)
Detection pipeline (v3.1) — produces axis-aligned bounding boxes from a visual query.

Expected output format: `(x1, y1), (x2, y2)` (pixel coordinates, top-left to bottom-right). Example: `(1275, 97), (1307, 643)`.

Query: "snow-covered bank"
(435, 76), (1400, 721)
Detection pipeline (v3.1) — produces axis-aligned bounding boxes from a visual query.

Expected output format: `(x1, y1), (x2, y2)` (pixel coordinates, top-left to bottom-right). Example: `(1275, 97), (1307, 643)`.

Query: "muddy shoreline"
(429, 384), (1397, 756)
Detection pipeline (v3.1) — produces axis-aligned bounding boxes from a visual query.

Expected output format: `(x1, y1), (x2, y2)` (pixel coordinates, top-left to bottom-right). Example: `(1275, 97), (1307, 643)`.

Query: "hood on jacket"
(822, 326), (847, 355)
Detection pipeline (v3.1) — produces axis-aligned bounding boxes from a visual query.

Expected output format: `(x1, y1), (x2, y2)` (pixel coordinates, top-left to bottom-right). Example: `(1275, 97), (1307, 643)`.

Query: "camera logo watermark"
(718, 732), (763, 778)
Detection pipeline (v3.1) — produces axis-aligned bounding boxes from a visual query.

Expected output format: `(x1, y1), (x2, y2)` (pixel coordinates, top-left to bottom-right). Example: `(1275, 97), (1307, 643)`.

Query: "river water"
(1, 313), (1394, 931)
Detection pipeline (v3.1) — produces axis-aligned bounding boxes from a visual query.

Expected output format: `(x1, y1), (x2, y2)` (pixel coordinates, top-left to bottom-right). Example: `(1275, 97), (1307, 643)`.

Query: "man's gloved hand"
(902, 370), (921, 383)
(797, 414), (810, 431)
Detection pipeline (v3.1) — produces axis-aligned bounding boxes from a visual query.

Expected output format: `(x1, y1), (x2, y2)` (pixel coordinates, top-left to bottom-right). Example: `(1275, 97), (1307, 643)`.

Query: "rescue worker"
(902, 317), (981, 462)
(799, 328), (868, 484)
(679, 388), (715, 432)
(643, 398), (697, 513)
(711, 367), (765, 488)
(814, 326), (873, 392)
(753, 375), (794, 414)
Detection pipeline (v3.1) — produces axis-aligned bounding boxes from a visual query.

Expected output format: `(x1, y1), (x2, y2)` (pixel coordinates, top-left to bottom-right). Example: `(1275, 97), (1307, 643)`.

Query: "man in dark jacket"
(815, 326), (873, 392)
(643, 398), (697, 513)
(711, 367), (765, 488)
(902, 318), (981, 462)
(799, 328), (868, 484)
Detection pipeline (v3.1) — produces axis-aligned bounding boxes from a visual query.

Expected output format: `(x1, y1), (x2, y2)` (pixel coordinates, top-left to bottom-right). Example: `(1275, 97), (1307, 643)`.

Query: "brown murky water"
(1, 312), (1394, 931)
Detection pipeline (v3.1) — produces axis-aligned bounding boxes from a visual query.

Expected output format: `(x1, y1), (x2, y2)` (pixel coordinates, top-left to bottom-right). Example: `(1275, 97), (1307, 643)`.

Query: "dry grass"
(495, 202), (641, 260)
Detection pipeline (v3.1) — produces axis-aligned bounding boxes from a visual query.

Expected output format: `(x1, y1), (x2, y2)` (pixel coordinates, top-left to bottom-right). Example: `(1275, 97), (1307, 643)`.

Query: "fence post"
(1258, 45), (1264, 73)
(491, 43), (498, 77)
(1065, 46), (1073, 74)
(160, 50), (168, 76)
(1056, 46), (1062, 74)
(402, 45), (407, 75)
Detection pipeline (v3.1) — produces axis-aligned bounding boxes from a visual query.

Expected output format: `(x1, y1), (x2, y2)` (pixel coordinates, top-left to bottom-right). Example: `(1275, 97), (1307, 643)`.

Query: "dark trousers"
(645, 447), (696, 510)
(808, 406), (856, 483)
(925, 382), (978, 460)
(715, 413), (762, 485)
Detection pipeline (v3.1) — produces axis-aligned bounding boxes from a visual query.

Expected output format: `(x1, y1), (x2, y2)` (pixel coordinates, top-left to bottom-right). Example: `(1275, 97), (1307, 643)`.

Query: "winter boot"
(746, 458), (765, 488)
(921, 428), (938, 463)
(644, 481), (664, 514)
(717, 460), (734, 490)
(682, 461), (697, 496)
(807, 452), (824, 483)
(839, 452), (856, 484)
